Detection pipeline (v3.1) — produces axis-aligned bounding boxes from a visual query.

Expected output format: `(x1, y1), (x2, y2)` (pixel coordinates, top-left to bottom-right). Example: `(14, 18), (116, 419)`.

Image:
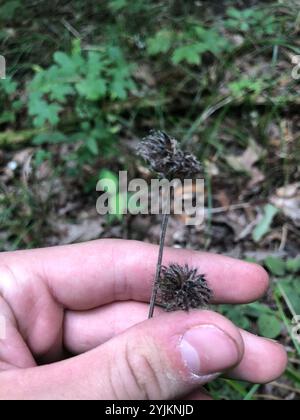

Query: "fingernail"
(180, 324), (239, 377)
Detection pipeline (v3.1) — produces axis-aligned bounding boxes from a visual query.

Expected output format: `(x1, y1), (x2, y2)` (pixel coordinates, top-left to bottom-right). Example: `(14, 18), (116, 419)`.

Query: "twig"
(270, 381), (300, 395)
(255, 394), (283, 401)
(279, 224), (288, 252)
(61, 19), (81, 39)
(289, 358), (300, 365)
(206, 203), (251, 214)
(148, 212), (169, 319)
(183, 96), (233, 143)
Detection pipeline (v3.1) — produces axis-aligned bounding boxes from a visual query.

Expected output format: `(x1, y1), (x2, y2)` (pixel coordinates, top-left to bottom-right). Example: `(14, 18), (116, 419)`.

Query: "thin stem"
(148, 212), (170, 319)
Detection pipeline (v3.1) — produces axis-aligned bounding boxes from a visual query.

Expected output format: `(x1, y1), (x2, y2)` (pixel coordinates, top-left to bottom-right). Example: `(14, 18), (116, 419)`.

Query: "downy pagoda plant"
(137, 131), (212, 318)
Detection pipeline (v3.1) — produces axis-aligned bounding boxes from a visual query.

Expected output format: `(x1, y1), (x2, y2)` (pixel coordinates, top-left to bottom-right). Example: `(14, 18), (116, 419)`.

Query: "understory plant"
(28, 40), (136, 166)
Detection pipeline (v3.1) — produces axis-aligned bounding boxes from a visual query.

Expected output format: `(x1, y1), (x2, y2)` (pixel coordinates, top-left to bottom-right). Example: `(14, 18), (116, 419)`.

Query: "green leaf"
(264, 256), (286, 276)
(172, 45), (202, 65)
(225, 7), (278, 36)
(49, 83), (74, 102)
(0, 111), (15, 124)
(86, 51), (106, 77)
(29, 94), (62, 127)
(108, 0), (127, 12)
(193, 27), (230, 55)
(241, 22), (250, 32)
(245, 302), (274, 317)
(33, 131), (67, 145)
(252, 204), (278, 242)
(218, 305), (251, 330)
(76, 77), (106, 100)
(71, 38), (82, 56)
(258, 314), (282, 339)
(111, 78), (128, 100)
(0, 77), (18, 95)
(229, 78), (265, 99)
(34, 150), (52, 166)
(286, 258), (300, 274)
(0, 0), (20, 20)
(147, 30), (173, 55)
(86, 137), (99, 156)
(54, 51), (82, 76)
(244, 384), (260, 401)
(227, 7), (242, 20)
(12, 99), (24, 111)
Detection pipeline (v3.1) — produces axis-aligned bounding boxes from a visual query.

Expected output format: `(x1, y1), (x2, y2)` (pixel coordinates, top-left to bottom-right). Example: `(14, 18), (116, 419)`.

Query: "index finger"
(0, 239), (269, 310)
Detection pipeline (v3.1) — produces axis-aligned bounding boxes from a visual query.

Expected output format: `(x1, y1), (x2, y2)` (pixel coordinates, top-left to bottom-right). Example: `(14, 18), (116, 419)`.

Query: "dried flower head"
(157, 263), (212, 312)
(137, 130), (202, 180)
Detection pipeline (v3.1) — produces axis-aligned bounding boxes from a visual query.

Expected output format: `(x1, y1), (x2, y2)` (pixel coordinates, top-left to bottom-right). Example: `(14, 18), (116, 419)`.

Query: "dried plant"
(136, 130), (203, 318)
(157, 264), (212, 312)
(137, 130), (202, 181)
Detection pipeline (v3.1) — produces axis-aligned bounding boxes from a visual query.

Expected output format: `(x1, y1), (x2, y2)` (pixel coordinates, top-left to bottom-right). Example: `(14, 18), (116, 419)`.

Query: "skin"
(0, 239), (287, 400)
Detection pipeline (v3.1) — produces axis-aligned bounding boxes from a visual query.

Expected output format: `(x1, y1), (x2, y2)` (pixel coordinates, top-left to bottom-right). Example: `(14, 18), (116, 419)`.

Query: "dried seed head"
(137, 130), (202, 180)
(157, 263), (212, 312)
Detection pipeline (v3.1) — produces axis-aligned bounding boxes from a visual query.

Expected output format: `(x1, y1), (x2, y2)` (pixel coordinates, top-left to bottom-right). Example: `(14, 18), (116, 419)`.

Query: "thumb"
(0, 310), (243, 400)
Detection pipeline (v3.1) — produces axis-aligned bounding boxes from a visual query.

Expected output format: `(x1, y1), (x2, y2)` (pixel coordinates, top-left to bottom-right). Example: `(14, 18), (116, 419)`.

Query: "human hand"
(0, 240), (287, 400)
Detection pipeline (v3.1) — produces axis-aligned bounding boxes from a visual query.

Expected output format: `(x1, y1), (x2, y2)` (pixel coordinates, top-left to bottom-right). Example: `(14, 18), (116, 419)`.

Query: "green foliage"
(219, 301), (283, 339)
(265, 256), (294, 277)
(0, 182), (53, 250)
(265, 255), (300, 316)
(34, 149), (52, 167)
(0, 77), (19, 124)
(0, 77), (17, 95)
(147, 30), (174, 55)
(220, 254), (300, 349)
(28, 40), (136, 164)
(108, 0), (147, 14)
(252, 204), (278, 242)
(286, 258), (300, 274)
(0, 0), (21, 21)
(147, 23), (231, 66)
(221, 302), (270, 328)
(219, 305), (251, 330)
(108, 0), (128, 12)
(266, 257), (286, 276)
(228, 78), (265, 99)
(225, 7), (278, 36)
(258, 314), (282, 339)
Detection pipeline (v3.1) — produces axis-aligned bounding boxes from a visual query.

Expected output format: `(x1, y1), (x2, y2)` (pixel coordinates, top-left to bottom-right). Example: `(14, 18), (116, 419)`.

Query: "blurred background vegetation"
(0, 0), (300, 400)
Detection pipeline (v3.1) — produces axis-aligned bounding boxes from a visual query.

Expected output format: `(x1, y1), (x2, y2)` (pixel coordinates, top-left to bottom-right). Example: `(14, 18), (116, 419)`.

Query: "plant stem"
(148, 212), (170, 319)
